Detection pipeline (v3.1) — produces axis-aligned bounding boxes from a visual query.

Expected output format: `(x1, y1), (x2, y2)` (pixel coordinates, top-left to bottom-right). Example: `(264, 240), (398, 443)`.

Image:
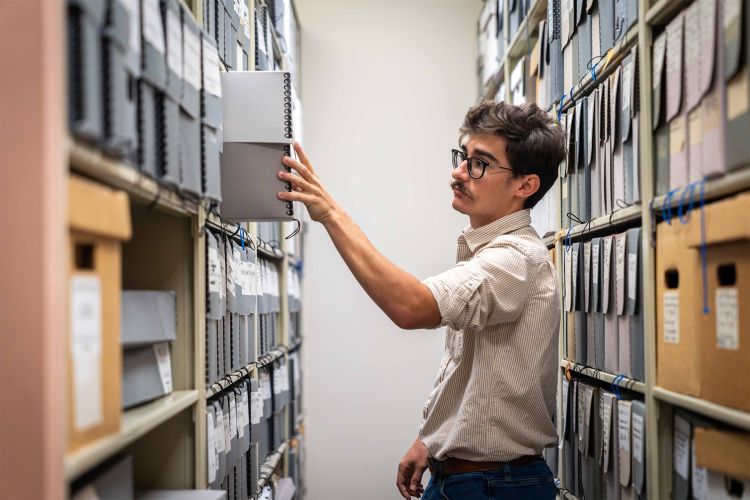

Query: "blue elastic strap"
(678, 182), (696, 224)
(611, 375), (621, 400)
(238, 226), (245, 250)
(591, 62), (598, 82)
(662, 189), (677, 225)
(565, 225), (574, 252)
(569, 86), (576, 105)
(699, 178), (710, 314)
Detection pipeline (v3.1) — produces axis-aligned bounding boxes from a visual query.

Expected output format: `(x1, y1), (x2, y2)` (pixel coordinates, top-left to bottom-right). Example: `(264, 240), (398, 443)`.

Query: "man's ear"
(516, 173), (541, 202)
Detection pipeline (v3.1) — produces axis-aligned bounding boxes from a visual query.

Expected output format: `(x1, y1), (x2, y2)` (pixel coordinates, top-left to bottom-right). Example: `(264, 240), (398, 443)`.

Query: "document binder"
(179, 7), (203, 195)
(201, 34), (222, 201)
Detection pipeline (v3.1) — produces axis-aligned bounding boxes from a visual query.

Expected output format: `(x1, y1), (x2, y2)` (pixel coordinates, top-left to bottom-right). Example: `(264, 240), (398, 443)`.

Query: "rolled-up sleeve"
(423, 244), (530, 331)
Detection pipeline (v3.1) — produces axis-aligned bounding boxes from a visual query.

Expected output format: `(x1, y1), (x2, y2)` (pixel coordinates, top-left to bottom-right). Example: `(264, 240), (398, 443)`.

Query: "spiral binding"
(283, 72), (294, 217)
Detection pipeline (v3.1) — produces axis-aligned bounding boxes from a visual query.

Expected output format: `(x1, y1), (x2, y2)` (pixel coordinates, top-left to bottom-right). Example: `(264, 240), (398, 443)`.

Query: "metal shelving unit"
(64, 391), (199, 481)
(480, 2), (750, 499)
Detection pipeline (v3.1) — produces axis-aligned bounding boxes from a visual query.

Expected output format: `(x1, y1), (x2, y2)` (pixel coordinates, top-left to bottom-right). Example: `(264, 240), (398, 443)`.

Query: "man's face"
(451, 134), (519, 226)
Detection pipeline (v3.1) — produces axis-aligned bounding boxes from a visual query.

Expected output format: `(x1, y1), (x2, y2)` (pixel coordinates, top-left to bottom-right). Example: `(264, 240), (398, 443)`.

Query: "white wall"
(296, 1), (480, 498)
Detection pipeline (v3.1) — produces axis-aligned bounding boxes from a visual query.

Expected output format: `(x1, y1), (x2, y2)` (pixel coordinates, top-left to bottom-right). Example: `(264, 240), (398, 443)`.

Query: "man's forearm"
(321, 209), (440, 329)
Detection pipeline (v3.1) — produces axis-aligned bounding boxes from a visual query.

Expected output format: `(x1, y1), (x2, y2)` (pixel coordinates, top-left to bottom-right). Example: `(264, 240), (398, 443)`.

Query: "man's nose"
(452, 160), (470, 181)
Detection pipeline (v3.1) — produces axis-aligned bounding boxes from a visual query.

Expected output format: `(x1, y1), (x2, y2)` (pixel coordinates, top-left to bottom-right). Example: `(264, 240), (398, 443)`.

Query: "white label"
(121, 0), (141, 58)
(237, 40), (244, 69)
(628, 253), (638, 301)
(291, 352), (301, 385)
(603, 237), (613, 312)
(562, 378), (569, 436)
(664, 291), (680, 344)
(565, 250), (573, 311)
(218, 240), (226, 301)
(622, 60), (633, 111)
(182, 25), (201, 90)
(207, 412), (217, 483)
(202, 41), (222, 97)
(70, 276), (103, 431)
(259, 486), (273, 500)
(280, 364), (290, 392)
(153, 343), (173, 394)
(674, 415), (691, 480)
(692, 436), (709, 500)
(142, 0), (166, 54)
(716, 288), (739, 350)
(248, 261), (258, 296)
(572, 246), (580, 307)
(577, 385), (586, 448)
(632, 411), (644, 461)
(592, 242), (600, 285)
(251, 389), (262, 424)
(616, 234), (627, 313)
(273, 367), (282, 395)
(618, 401), (632, 453)
(229, 398), (238, 439)
(240, 391), (249, 428)
(600, 394), (613, 469)
(215, 407), (226, 453)
(208, 247), (221, 294)
(223, 406), (231, 452)
(226, 248), (236, 296)
(166, 9), (182, 77)
(261, 372), (272, 400)
(240, 261), (251, 296)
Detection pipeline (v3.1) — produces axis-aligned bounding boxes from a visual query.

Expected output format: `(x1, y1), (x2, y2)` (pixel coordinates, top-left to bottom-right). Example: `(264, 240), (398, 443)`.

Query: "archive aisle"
(1, 0), (305, 499)
(477, 0), (750, 498)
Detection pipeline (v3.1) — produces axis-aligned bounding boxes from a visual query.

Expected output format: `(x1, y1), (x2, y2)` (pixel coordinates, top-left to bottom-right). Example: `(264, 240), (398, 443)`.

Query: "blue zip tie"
(565, 224), (574, 251)
(699, 178), (710, 314)
(591, 63), (598, 82)
(662, 189), (677, 225)
(569, 86), (576, 105)
(558, 95), (566, 122)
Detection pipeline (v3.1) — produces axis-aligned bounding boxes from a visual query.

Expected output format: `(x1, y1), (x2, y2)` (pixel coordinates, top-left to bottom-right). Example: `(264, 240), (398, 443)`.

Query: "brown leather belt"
(427, 455), (541, 476)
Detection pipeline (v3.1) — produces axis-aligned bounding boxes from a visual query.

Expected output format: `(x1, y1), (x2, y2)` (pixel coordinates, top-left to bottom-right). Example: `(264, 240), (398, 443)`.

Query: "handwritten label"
(618, 401), (632, 452)
(692, 436), (709, 500)
(673, 415), (691, 480)
(592, 241), (600, 285)
(142, 0), (165, 54)
(664, 291), (680, 343)
(602, 236), (613, 313)
(250, 389), (261, 424)
(632, 411), (644, 461)
(229, 397), (238, 439)
(183, 25), (201, 90)
(208, 246), (221, 294)
(616, 234), (627, 314)
(600, 393), (613, 470)
(71, 276), (103, 431)
(215, 407), (226, 453)
(207, 412), (217, 483)
(202, 40), (222, 97)
(166, 9), (182, 77)
(628, 253), (638, 301)
(153, 343), (173, 394)
(716, 288), (739, 350)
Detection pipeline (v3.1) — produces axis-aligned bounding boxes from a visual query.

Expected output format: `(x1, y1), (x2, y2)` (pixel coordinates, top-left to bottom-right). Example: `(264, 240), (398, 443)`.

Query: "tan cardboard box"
(67, 175), (131, 452)
(656, 217), (701, 396)
(695, 427), (750, 482)
(687, 193), (750, 411)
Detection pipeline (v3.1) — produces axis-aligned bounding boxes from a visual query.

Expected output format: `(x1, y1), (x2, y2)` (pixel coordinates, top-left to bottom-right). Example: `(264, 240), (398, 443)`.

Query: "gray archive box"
(206, 319), (220, 385)
(215, 0), (225, 64)
(159, 0), (184, 187)
(137, 80), (160, 178)
(141, 0), (167, 88)
(210, 401), (226, 486)
(122, 342), (173, 409)
(138, 0), (167, 178)
(67, 0), (106, 143)
(206, 230), (225, 319)
(201, 33), (223, 201)
(72, 455), (133, 500)
(121, 290), (177, 347)
(102, 0), (138, 161)
(223, 0), (239, 70)
(136, 490), (227, 500)
(180, 7), (203, 196)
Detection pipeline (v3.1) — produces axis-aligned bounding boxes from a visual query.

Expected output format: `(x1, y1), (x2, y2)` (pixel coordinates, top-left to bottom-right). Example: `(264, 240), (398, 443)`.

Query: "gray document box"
(121, 290), (177, 347)
(122, 343), (173, 408)
(180, 7), (202, 196)
(72, 455), (133, 500)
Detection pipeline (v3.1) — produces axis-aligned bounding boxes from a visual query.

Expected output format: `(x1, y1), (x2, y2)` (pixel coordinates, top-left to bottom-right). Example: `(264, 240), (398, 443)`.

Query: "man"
(278, 101), (566, 499)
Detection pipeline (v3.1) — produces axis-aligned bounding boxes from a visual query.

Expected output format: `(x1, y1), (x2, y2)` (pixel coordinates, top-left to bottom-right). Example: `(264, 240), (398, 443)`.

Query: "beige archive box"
(687, 192), (750, 411)
(656, 216), (701, 397)
(67, 175), (132, 452)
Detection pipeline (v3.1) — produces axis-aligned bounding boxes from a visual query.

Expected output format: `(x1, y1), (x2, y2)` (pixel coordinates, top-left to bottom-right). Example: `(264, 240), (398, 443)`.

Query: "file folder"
(701, 0), (726, 179)
(666, 13), (688, 190)
(598, 0), (615, 54)
(67, 0), (106, 143)
(627, 228), (644, 381)
(652, 31), (670, 195)
(724, 0), (750, 171)
(201, 33), (223, 202)
(179, 7), (203, 195)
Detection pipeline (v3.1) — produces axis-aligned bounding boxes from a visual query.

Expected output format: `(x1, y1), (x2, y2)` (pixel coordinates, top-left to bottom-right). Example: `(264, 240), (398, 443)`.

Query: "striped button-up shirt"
(419, 209), (559, 462)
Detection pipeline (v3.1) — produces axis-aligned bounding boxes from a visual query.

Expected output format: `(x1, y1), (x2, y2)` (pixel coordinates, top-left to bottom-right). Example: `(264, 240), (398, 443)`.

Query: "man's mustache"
(451, 181), (474, 199)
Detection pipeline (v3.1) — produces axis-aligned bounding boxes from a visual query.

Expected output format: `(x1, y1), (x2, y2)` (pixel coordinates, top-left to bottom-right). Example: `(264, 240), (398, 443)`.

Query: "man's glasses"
(451, 149), (513, 179)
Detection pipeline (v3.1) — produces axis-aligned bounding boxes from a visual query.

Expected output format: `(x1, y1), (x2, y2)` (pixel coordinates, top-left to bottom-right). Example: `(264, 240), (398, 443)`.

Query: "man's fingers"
(282, 155), (315, 183)
(278, 171), (314, 193)
(294, 142), (315, 173)
(277, 191), (314, 204)
(396, 464), (412, 500)
(409, 466), (425, 495)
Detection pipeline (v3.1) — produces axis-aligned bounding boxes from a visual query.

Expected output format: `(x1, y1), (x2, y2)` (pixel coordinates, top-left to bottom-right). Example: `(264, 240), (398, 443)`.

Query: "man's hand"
(278, 142), (340, 223)
(396, 438), (429, 499)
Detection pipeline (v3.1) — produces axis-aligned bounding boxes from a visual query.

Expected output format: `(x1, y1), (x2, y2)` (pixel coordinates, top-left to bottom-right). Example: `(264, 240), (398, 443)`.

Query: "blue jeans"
(422, 457), (556, 500)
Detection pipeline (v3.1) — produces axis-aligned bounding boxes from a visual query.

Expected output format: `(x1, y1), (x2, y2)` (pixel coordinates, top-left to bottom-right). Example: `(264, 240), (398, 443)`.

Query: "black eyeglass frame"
(451, 148), (514, 179)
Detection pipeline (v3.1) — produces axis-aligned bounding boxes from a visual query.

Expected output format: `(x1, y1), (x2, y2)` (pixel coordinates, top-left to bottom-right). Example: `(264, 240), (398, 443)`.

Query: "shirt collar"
(460, 209), (532, 252)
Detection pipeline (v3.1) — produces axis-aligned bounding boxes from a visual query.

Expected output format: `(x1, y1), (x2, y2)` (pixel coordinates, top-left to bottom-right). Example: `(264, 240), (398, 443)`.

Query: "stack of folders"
(206, 229), (259, 387)
(65, 0), (226, 199)
(563, 228), (644, 381)
(477, 0), (502, 89)
(652, 0), (750, 196)
(559, 378), (646, 500)
(258, 258), (282, 357)
(201, 0), (241, 71)
(287, 266), (302, 344)
(560, 45), (641, 223)
(656, 192), (750, 412)
(220, 71), (298, 221)
(206, 381), (256, 499)
(71, 454), (228, 500)
(121, 291), (176, 409)
(287, 349), (303, 436)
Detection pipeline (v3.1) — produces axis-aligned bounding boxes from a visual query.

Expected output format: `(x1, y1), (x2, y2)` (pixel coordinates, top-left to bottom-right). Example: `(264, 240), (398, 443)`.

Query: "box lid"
(695, 427), (750, 480)
(121, 291), (177, 347)
(69, 175), (132, 240)
(687, 193), (750, 247)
